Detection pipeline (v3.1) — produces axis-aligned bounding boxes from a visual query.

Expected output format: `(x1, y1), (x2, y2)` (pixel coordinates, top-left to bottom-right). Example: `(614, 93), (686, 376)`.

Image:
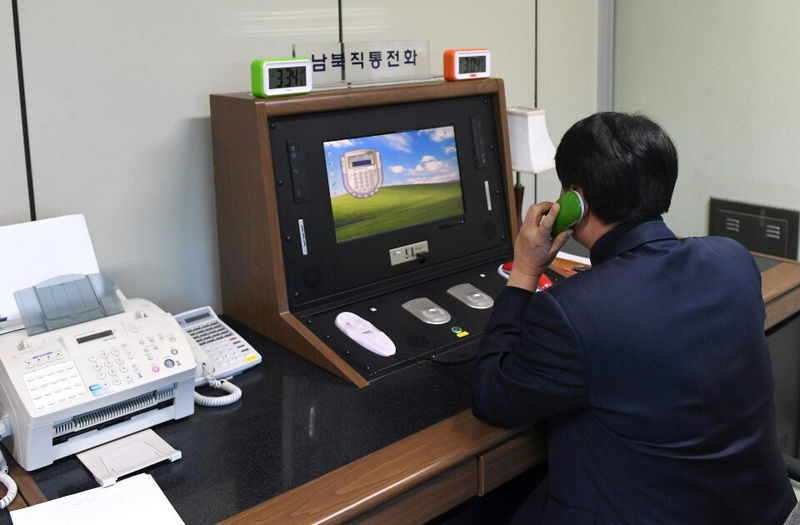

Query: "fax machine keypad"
(87, 344), (142, 388)
(23, 360), (88, 411)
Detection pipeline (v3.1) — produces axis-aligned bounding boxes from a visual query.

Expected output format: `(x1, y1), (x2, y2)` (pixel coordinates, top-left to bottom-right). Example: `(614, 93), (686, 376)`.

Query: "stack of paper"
(10, 474), (183, 525)
(0, 215), (99, 335)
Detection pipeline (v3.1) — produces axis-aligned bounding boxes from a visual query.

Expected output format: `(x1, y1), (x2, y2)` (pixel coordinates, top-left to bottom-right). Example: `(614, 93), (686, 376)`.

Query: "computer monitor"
(268, 92), (513, 311)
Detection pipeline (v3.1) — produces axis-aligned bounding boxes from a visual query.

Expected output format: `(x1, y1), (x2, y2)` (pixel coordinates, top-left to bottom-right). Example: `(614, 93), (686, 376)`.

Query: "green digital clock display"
(251, 58), (313, 98)
(268, 66), (308, 89)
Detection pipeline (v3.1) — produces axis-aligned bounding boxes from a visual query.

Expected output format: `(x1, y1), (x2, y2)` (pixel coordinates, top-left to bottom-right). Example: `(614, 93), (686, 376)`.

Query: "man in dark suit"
(472, 112), (796, 524)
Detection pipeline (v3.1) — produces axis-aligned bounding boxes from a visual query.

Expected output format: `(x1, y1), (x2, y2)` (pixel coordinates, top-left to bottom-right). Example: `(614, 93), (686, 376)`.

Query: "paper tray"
(77, 429), (181, 487)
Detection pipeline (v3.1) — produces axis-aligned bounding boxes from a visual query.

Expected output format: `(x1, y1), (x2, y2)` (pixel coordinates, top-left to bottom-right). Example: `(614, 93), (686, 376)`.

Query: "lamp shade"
(507, 106), (556, 174)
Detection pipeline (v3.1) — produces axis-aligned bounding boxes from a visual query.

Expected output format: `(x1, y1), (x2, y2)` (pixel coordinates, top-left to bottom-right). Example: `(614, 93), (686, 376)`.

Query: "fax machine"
(0, 274), (195, 471)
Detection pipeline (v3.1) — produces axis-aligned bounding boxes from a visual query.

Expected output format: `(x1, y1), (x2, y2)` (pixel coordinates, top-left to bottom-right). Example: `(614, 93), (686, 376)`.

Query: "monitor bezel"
(268, 93), (514, 312)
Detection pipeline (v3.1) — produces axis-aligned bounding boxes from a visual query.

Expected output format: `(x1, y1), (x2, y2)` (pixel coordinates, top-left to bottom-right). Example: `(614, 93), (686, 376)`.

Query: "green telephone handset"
(552, 190), (585, 235)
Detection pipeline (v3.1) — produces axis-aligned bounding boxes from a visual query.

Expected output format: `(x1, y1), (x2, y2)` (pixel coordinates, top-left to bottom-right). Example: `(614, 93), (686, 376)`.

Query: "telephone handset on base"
(174, 306), (262, 406)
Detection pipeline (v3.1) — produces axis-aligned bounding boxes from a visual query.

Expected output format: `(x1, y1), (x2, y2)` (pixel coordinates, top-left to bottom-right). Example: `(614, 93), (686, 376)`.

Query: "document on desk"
(556, 250), (591, 266)
(10, 473), (184, 525)
(0, 214), (99, 335)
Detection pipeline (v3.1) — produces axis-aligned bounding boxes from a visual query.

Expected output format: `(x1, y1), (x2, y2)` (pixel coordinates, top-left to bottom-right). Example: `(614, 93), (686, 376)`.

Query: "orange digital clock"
(443, 48), (491, 81)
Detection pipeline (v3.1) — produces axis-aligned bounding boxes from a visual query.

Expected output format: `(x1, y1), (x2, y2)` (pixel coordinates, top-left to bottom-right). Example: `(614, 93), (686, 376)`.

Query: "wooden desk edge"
(759, 254), (800, 330)
(221, 410), (525, 524)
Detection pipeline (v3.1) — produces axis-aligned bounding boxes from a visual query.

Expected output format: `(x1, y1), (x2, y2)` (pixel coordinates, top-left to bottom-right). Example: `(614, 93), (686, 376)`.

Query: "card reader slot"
(52, 387), (175, 441)
(470, 116), (487, 169)
(287, 140), (309, 203)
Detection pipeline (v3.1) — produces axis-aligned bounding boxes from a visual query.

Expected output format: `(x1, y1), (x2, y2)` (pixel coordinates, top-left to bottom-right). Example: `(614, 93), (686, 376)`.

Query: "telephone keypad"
(184, 318), (259, 381)
(86, 345), (142, 384)
(186, 321), (244, 370)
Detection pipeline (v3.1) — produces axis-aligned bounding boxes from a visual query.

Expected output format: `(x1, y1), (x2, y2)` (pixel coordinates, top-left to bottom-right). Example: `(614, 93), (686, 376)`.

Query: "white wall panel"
(342, 0), (536, 108)
(18, 1), (338, 314)
(615, 1), (800, 242)
(533, 0), (601, 209)
(0, 2), (30, 226)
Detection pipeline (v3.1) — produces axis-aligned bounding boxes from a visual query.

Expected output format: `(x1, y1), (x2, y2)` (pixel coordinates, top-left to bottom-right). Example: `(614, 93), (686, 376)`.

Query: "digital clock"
(443, 48), (491, 81)
(251, 58), (313, 98)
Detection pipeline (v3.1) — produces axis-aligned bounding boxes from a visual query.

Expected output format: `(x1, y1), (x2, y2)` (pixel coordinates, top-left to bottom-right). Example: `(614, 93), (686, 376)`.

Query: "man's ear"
(572, 187), (590, 223)
(572, 186), (587, 208)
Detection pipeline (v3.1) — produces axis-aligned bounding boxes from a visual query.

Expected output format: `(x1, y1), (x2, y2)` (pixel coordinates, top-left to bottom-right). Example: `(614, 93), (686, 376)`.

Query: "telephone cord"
(0, 471), (16, 510)
(194, 378), (242, 407)
(0, 420), (15, 509)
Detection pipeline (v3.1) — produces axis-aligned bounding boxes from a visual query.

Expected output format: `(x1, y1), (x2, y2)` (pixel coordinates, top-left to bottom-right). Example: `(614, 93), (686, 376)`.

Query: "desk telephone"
(175, 306), (261, 387)
(175, 306), (262, 407)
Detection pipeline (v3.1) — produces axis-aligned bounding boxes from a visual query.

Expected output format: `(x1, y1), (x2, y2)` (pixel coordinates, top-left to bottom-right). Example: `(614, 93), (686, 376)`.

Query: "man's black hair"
(554, 112), (678, 225)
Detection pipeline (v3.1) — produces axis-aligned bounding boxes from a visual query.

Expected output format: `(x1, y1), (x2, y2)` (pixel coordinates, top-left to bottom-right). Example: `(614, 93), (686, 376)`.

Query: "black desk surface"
(14, 319), (475, 524)
(7, 253), (794, 523)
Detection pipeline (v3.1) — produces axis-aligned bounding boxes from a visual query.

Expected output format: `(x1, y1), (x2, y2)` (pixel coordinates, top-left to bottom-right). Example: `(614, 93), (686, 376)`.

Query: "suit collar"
(590, 218), (677, 266)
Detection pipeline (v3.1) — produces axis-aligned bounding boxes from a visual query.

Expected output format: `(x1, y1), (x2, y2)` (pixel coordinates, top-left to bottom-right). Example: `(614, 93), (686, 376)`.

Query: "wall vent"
(709, 198), (798, 259)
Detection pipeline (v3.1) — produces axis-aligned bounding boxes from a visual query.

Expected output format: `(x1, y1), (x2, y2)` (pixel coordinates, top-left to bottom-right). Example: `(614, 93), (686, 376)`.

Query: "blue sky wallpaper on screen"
(324, 126), (461, 198)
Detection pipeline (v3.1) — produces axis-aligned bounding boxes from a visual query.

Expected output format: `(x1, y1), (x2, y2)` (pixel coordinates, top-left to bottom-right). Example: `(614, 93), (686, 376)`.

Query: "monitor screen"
(324, 126), (465, 243)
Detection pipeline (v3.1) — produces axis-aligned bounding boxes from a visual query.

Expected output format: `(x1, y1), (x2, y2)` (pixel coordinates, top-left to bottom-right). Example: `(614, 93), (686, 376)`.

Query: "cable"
(429, 353), (477, 365)
(0, 471), (17, 510)
(193, 365), (242, 407)
(194, 379), (242, 407)
(0, 419), (17, 509)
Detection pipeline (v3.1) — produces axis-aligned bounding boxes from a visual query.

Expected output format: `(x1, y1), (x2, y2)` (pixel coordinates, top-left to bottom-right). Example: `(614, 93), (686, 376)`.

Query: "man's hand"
(508, 201), (573, 291)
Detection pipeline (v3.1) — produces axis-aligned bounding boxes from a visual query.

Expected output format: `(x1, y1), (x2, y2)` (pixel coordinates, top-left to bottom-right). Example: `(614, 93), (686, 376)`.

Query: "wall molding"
(597, 0), (614, 111)
(11, 0), (35, 220)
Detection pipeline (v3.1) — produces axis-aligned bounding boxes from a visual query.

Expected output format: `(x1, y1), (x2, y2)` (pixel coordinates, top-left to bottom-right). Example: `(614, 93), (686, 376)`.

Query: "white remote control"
(335, 312), (396, 357)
